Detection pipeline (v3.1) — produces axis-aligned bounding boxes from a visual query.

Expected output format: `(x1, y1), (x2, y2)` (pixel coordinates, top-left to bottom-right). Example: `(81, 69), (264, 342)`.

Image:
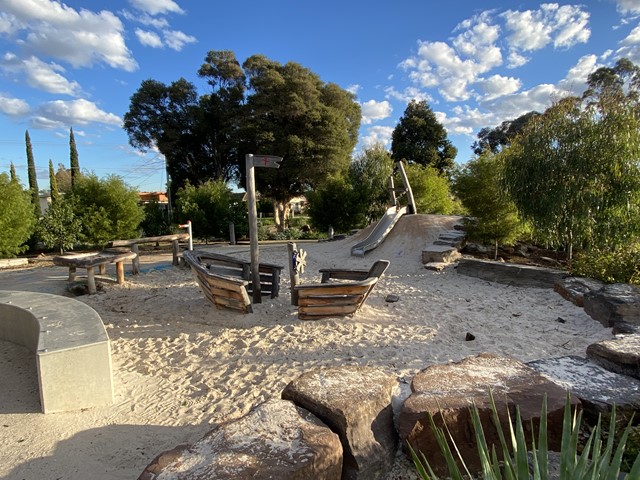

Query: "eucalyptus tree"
(501, 95), (640, 259)
(241, 54), (361, 227)
(472, 111), (540, 155)
(391, 100), (457, 175)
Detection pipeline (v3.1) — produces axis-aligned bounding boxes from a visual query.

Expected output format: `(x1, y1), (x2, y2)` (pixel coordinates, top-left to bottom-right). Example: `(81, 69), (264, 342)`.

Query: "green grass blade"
(513, 405), (531, 480)
(537, 396), (549, 480)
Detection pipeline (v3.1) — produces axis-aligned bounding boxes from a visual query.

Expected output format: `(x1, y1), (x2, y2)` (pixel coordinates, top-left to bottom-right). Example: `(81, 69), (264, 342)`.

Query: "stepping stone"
(424, 262), (447, 272)
(528, 355), (640, 421)
(554, 277), (604, 307)
(457, 258), (565, 288)
(422, 244), (461, 264)
(586, 335), (640, 380)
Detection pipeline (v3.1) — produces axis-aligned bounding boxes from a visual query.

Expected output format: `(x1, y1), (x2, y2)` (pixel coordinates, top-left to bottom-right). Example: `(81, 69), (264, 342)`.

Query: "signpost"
(246, 153), (282, 303)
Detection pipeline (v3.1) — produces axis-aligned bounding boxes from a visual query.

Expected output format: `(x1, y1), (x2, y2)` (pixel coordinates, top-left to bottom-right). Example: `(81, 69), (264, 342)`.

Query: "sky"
(0, 0), (639, 193)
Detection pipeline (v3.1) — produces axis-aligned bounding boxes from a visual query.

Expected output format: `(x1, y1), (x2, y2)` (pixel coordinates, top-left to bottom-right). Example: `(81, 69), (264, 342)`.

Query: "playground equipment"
(350, 161), (416, 256)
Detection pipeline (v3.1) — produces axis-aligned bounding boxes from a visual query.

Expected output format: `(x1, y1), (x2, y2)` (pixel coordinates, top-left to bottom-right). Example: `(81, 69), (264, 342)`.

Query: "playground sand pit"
(0, 214), (613, 479)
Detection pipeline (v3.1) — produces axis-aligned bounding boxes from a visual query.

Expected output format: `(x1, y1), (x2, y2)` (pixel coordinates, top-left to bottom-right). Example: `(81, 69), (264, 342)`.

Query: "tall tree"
(55, 163), (72, 193)
(0, 172), (36, 257)
(25, 130), (41, 217)
(242, 54), (361, 227)
(472, 111), (540, 155)
(391, 100), (457, 175)
(9, 162), (16, 182)
(502, 96), (640, 259)
(49, 159), (60, 205)
(69, 127), (80, 187)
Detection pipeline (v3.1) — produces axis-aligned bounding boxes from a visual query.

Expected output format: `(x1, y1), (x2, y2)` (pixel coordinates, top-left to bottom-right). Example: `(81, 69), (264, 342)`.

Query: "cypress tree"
(25, 130), (41, 217)
(9, 162), (16, 183)
(49, 159), (60, 205)
(69, 127), (79, 187)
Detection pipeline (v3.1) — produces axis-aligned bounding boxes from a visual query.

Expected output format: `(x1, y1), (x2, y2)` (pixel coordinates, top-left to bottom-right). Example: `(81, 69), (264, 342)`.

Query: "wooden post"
(229, 222), (236, 245)
(246, 154), (262, 303)
(116, 261), (125, 284)
(288, 242), (300, 306)
(172, 240), (180, 266)
(397, 160), (417, 214)
(132, 243), (140, 274)
(388, 175), (397, 207)
(86, 266), (96, 294)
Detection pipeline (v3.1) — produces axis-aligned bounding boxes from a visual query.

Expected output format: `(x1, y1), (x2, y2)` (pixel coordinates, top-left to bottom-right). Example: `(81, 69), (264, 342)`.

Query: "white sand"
(0, 215), (613, 479)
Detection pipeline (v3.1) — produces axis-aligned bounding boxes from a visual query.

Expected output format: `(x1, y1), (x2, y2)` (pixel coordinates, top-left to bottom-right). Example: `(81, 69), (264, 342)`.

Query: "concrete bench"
(0, 290), (114, 413)
(53, 250), (138, 294)
(110, 233), (190, 274)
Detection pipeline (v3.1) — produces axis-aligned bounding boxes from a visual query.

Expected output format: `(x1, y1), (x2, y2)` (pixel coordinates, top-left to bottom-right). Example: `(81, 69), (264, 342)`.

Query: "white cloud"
(501, 4), (590, 52)
(0, 94), (30, 116)
(0, 0), (138, 71)
(33, 99), (121, 129)
(558, 54), (600, 96)
(360, 125), (394, 149)
(616, 24), (640, 63)
(135, 29), (163, 48)
(439, 106), (496, 136)
(480, 83), (563, 122)
(506, 51), (529, 68)
(163, 29), (197, 51)
(346, 84), (361, 95)
(385, 86), (432, 104)
(477, 74), (521, 100)
(615, 0), (640, 15)
(129, 0), (184, 16)
(361, 99), (392, 124)
(2, 54), (83, 96)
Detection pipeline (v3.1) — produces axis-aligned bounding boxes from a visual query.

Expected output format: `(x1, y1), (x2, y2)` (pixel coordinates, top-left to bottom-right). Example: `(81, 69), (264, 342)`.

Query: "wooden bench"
(110, 233), (190, 274)
(294, 260), (390, 320)
(182, 250), (284, 313)
(0, 290), (114, 413)
(53, 250), (138, 294)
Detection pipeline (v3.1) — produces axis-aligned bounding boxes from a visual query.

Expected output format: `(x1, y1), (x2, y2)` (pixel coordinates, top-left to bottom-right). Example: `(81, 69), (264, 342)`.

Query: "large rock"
(554, 277), (604, 307)
(422, 244), (461, 264)
(281, 366), (398, 480)
(398, 353), (576, 478)
(138, 398), (342, 480)
(456, 258), (566, 288)
(527, 356), (640, 422)
(586, 335), (640, 380)
(583, 284), (640, 327)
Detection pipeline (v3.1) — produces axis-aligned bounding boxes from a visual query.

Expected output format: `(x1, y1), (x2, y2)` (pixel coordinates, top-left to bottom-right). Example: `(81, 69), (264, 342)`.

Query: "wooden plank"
(294, 281), (373, 297)
(320, 269), (368, 282)
(298, 294), (365, 307)
(110, 233), (190, 247)
(299, 304), (359, 317)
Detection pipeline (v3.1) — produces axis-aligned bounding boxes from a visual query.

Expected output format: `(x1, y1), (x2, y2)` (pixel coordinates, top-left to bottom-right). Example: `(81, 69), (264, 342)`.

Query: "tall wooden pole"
(397, 160), (417, 214)
(246, 154), (262, 302)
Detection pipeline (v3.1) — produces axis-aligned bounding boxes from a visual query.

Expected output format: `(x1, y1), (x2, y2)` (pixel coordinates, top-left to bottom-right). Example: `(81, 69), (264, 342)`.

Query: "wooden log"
(132, 243), (140, 275)
(86, 266), (96, 294)
(116, 261), (125, 284)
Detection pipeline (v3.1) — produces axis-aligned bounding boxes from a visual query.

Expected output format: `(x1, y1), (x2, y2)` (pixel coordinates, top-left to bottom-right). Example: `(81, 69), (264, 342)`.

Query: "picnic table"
(109, 233), (190, 274)
(53, 250), (138, 294)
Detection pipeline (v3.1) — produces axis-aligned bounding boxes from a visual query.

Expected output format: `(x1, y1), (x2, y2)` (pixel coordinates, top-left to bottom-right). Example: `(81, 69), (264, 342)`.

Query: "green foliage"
(70, 174), (143, 246)
(453, 152), (525, 254)
(349, 144), (395, 222)
(69, 127), (80, 187)
(403, 163), (458, 215)
(48, 159), (59, 205)
(391, 100), (457, 175)
(307, 175), (364, 233)
(501, 95), (640, 259)
(37, 198), (81, 254)
(411, 392), (640, 480)
(0, 172), (36, 257)
(140, 201), (173, 237)
(175, 179), (238, 241)
(25, 130), (41, 218)
(55, 163), (72, 194)
(472, 111), (540, 155)
(571, 243), (640, 284)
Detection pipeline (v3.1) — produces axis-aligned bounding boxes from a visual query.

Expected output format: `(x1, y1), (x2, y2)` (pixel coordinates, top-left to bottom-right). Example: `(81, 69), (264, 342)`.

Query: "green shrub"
(411, 392), (640, 479)
(571, 243), (640, 284)
(0, 173), (35, 257)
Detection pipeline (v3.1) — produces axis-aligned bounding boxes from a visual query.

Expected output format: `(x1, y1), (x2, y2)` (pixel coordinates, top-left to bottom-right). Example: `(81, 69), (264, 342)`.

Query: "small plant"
(410, 392), (640, 479)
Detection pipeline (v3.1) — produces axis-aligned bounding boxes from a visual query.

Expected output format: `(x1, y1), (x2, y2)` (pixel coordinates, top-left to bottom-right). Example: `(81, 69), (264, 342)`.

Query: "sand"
(0, 215), (613, 479)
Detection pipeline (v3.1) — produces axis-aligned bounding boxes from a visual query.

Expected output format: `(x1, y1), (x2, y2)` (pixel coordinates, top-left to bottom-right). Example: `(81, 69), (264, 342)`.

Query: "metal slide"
(350, 205), (407, 257)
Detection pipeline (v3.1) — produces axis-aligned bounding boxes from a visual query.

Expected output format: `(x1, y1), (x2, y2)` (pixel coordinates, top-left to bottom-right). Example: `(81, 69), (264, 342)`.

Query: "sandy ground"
(0, 214), (613, 479)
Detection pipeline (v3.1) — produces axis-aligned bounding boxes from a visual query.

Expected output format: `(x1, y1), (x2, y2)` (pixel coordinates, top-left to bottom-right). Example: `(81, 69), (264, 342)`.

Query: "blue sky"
(0, 0), (638, 193)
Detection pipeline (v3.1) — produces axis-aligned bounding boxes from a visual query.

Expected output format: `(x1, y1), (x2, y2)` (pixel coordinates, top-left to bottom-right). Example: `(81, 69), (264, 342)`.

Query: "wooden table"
(110, 233), (190, 274)
(53, 250), (138, 294)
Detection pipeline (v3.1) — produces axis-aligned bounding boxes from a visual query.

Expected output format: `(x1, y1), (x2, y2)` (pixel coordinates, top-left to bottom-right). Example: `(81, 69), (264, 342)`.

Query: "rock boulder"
(583, 283), (640, 327)
(282, 366), (398, 480)
(586, 335), (640, 380)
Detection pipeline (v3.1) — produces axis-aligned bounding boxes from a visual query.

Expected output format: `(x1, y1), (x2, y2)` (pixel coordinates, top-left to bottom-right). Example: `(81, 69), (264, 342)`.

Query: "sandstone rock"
(554, 277), (604, 307)
(527, 355), (640, 422)
(424, 262), (447, 272)
(613, 322), (640, 335)
(282, 366), (398, 480)
(138, 398), (342, 480)
(586, 335), (640, 380)
(399, 353), (575, 478)
(422, 245), (461, 264)
(456, 258), (566, 288)
(583, 284), (640, 327)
